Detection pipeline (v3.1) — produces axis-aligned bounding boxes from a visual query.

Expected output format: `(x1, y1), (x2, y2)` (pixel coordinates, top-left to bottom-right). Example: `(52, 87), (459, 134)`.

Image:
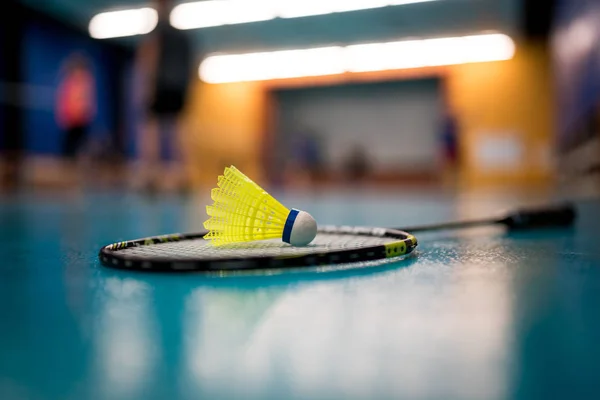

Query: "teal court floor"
(1, 188), (599, 400)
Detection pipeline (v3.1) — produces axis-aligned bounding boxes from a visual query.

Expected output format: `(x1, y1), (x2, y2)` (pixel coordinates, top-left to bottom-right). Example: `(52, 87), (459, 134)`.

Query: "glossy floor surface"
(1, 188), (599, 400)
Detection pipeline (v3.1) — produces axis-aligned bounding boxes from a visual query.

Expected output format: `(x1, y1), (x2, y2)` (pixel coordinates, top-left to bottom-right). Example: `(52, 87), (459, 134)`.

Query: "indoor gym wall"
(272, 79), (443, 179)
(183, 40), (553, 189)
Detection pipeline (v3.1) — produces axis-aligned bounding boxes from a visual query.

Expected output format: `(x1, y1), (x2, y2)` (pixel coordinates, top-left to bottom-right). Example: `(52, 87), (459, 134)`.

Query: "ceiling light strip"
(90, 1), (442, 37)
(89, 8), (158, 39)
(199, 33), (516, 83)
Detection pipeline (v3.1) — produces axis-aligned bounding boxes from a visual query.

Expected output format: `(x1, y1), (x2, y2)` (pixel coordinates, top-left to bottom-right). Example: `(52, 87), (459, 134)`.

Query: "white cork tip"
(289, 211), (317, 246)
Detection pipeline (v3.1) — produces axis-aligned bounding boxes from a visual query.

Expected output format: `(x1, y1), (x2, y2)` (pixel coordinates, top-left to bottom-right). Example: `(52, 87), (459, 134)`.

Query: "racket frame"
(98, 226), (417, 272)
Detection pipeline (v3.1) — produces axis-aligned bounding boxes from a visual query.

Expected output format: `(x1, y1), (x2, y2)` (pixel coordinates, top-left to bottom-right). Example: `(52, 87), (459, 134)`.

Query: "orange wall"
(184, 40), (553, 188)
(183, 81), (267, 186)
(447, 42), (554, 187)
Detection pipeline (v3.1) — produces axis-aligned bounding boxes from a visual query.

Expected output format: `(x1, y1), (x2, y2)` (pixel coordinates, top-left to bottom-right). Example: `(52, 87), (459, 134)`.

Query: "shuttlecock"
(203, 166), (317, 247)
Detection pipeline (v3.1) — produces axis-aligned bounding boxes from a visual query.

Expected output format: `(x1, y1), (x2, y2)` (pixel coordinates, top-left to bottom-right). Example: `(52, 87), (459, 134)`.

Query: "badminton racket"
(98, 203), (576, 272)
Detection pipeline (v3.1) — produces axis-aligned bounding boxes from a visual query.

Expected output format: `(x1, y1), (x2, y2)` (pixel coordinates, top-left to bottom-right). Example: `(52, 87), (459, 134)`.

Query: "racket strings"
(116, 234), (400, 260)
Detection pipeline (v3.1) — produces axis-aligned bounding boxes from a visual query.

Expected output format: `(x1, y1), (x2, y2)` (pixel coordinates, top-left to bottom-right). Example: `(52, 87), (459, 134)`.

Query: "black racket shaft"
(396, 203), (577, 233)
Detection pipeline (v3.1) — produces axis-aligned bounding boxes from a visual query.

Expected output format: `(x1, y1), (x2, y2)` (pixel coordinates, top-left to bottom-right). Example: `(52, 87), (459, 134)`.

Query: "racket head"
(98, 226), (418, 273)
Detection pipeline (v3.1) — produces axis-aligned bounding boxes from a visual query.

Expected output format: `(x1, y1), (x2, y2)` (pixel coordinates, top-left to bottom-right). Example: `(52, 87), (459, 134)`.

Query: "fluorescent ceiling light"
(90, 1), (441, 37)
(388, 0), (438, 5)
(200, 47), (346, 83)
(89, 8), (157, 39)
(171, 0), (439, 29)
(170, 0), (276, 30)
(275, 0), (334, 18)
(199, 33), (515, 83)
(333, 0), (390, 13)
(345, 40), (429, 72)
(460, 34), (517, 62)
(346, 34), (515, 72)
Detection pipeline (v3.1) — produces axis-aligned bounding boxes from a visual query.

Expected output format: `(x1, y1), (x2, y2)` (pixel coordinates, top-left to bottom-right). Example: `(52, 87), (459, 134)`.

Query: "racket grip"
(501, 203), (577, 230)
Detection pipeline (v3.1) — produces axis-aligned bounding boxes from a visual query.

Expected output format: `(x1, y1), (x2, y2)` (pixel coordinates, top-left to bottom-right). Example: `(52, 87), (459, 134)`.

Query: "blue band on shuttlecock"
(282, 209), (300, 244)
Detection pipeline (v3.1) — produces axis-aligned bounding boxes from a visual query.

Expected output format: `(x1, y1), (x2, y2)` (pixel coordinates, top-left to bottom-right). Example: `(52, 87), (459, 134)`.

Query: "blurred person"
(284, 126), (326, 187)
(439, 107), (460, 186)
(0, 1), (25, 192)
(55, 52), (97, 185)
(134, 0), (195, 194)
(342, 144), (370, 182)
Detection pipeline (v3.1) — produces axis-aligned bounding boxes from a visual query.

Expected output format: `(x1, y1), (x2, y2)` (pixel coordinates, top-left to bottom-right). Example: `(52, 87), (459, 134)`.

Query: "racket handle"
(500, 203), (577, 230)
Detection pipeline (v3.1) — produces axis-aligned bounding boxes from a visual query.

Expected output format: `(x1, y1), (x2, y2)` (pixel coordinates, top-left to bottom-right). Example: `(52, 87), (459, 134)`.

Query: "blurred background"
(2, 3), (600, 399)
(0, 0), (598, 196)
